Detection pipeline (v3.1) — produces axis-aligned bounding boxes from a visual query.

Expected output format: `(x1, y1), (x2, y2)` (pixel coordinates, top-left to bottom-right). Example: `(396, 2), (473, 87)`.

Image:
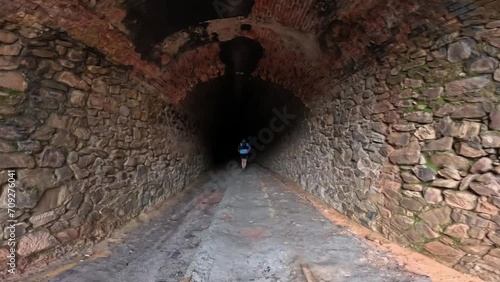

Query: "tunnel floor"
(20, 166), (461, 282)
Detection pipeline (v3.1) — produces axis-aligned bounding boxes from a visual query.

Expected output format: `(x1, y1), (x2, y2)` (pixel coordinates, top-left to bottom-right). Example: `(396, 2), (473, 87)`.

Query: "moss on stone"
(410, 64), (431, 73)
(433, 96), (447, 106)
(476, 42), (485, 53)
(425, 156), (439, 172)
(0, 87), (22, 96)
(419, 182), (431, 187)
(411, 237), (435, 254)
(405, 105), (417, 112)
(444, 234), (462, 245)
(0, 87), (23, 105)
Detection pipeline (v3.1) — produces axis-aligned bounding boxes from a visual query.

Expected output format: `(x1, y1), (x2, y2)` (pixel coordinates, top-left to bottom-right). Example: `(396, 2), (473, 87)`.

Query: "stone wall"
(260, 13), (500, 282)
(0, 21), (209, 273)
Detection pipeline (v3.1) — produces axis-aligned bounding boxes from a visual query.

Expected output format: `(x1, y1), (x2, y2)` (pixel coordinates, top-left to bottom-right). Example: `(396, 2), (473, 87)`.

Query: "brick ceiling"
(1, 0), (453, 104)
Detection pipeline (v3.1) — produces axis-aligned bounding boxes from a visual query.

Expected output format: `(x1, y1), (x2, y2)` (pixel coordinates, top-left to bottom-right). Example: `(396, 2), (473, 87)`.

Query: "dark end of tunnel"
(240, 24), (252, 31)
(181, 77), (307, 167)
(178, 36), (307, 168)
(219, 36), (264, 75)
(314, 0), (339, 17)
(121, 0), (255, 57)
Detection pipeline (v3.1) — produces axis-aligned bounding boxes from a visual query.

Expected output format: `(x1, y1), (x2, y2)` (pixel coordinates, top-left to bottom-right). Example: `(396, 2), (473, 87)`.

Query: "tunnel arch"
(1, 0), (500, 280)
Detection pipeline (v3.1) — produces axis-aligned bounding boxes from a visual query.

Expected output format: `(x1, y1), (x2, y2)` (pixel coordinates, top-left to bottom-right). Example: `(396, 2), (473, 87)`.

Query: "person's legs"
(240, 154), (248, 169)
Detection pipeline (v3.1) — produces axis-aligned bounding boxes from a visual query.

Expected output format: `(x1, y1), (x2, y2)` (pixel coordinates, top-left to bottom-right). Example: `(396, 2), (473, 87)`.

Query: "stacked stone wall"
(260, 10), (500, 282)
(0, 21), (209, 273)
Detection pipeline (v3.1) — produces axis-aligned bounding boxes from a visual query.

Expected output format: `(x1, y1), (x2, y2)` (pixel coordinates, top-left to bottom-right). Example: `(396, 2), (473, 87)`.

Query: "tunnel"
(182, 36), (306, 166)
(0, 0), (500, 281)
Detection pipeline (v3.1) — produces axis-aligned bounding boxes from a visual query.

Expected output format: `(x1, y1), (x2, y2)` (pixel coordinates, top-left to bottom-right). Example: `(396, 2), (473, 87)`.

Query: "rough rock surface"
(1, 1), (500, 281)
(259, 8), (500, 281)
(0, 22), (209, 275)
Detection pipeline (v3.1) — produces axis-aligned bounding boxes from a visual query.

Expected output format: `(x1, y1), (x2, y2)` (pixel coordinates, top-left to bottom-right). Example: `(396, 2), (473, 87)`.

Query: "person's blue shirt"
(238, 140), (251, 154)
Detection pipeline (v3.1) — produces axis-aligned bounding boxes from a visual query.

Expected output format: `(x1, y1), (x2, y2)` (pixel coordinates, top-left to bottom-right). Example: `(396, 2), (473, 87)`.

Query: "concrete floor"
(44, 165), (430, 282)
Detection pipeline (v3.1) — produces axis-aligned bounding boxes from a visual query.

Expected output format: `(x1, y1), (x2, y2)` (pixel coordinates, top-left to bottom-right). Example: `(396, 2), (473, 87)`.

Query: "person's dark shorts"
(240, 153), (249, 160)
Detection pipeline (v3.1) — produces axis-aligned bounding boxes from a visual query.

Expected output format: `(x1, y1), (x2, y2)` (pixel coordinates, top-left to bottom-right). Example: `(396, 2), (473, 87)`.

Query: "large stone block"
(0, 140), (15, 153)
(387, 132), (410, 147)
(445, 76), (491, 96)
(40, 147), (66, 168)
(17, 229), (58, 257)
(468, 57), (498, 74)
(443, 190), (478, 210)
(0, 44), (22, 56)
(421, 137), (453, 151)
(401, 171), (421, 184)
(46, 113), (69, 130)
(476, 198), (499, 215)
(0, 71), (27, 92)
(470, 173), (500, 197)
(470, 157), (493, 174)
(481, 131), (500, 148)
(415, 222), (440, 239)
(50, 131), (77, 150)
(414, 125), (436, 140)
(490, 104), (500, 130)
(451, 120), (480, 140)
(389, 141), (421, 165)
(429, 152), (470, 171)
(0, 153), (35, 169)
(461, 245), (491, 256)
(373, 100), (394, 113)
(54, 71), (89, 90)
(418, 206), (452, 226)
(451, 104), (486, 119)
(31, 49), (57, 58)
(412, 165), (437, 182)
(423, 241), (465, 266)
(31, 126), (56, 141)
(404, 111), (433, 124)
(447, 38), (474, 63)
(67, 49), (86, 62)
(390, 214), (415, 230)
(33, 185), (69, 213)
(432, 179), (460, 189)
(488, 231), (500, 246)
(400, 197), (423, 211)
(423, 188), (443, 204)
(55, 228), (79, 244)
(18, 168), (58, 190)
(458, 142), (487, 158)
(444, 224), (469, 238)
(438, 168), (461, 181)
(69, 90), (87, 107)
(0, 30), (18, 43)
(494, 68), (500, 82)
(0, 57), (18, 71)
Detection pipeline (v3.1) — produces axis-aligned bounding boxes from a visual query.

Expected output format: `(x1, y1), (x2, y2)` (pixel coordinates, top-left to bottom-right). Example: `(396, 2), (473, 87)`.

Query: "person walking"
(237, 139), (251, 169)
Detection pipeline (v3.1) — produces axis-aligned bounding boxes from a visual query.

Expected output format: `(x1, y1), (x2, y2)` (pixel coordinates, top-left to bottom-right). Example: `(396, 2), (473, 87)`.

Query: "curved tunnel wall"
(1, 0), (500, 281)
(0, 22), (209, 272)
(260, 10), (500, 282)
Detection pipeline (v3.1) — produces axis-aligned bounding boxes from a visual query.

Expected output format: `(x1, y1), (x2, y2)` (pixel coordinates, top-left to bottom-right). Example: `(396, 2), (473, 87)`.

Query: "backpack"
(239, 142), (250, 154)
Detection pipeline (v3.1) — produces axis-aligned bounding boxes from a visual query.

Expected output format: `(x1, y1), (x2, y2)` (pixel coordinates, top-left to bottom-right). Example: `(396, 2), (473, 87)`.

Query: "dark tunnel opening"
(178, 37), (305, 166)
(180, 36), (307, 166)
(181, 76), (307, 167)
